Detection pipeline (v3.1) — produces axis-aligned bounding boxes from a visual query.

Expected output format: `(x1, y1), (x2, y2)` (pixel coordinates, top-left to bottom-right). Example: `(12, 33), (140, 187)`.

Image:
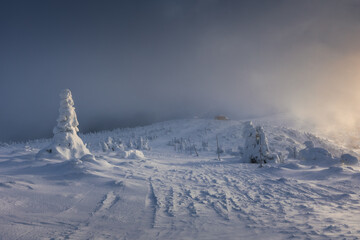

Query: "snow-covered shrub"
(167, 137), (177, 146)
(286, 146), (298, 159)
(136, 137), (150, 150)
(277, 152), (285, 163)
(37, 89), (92, 160)
(101, 137), (125, 152)
(169, 137), (187, 152)
(101, 141), (109, 152)
(179, 138), (186, 152)
(146, 135), (158, 140)
(242, 121), (279, 164)
(117, 150), (145, 159)
(80, 154), (97, 162)
(298, 141), (338, 166)
(168, 137), (199, 155)
(267, 152), (280, 163)
(127, 138), (135, 149)
(340, 154), (358, 166)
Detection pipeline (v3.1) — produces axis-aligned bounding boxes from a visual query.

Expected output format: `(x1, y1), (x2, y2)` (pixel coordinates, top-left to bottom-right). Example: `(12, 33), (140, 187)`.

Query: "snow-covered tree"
(286, 146), (298, 159)
(136, 137), (150, 150)
(37, 89), (92, 160)
(53, 89), (79, 135)
(298, 141), (337, 165)
(101, 137), (125, 152)
(242, 121), (279, 164)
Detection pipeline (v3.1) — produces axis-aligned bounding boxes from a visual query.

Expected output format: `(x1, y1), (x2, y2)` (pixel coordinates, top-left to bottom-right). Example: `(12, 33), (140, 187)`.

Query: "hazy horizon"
(1, 0), (360, 142)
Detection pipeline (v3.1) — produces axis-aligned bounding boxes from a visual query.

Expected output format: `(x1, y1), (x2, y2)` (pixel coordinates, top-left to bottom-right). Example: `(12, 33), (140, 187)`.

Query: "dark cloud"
(1, 0), (360, 141)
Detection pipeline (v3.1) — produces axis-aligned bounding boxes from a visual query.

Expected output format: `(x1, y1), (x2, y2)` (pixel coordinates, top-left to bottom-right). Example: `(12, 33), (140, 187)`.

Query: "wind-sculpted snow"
(0, 118), (359, 239)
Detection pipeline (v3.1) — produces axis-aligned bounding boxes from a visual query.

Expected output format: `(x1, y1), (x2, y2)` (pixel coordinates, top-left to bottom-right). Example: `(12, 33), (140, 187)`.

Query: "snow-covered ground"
(0, 118), (360, 240)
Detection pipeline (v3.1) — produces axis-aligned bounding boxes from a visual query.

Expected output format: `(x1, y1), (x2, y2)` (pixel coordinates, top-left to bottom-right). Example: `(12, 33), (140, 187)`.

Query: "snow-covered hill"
(0, 118), (359, 239)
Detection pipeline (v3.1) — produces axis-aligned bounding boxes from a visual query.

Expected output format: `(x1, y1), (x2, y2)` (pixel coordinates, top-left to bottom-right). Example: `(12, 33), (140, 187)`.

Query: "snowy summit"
(2, 1), (360, 239)
(0, 113), (360, 239)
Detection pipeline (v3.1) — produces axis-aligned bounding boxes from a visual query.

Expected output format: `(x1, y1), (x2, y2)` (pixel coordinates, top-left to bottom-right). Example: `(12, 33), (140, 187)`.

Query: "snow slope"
(0, 118), (359, 239)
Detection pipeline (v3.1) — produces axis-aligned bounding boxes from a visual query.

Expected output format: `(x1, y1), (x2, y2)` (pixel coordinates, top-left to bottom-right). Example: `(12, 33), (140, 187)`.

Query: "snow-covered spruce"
(242, 121), (279, 164)
(37, 89), (93, 160)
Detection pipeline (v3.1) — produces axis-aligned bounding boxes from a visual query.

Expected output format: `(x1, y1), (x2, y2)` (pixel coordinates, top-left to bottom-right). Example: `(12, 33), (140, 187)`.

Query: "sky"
(1, 0), (360, 142)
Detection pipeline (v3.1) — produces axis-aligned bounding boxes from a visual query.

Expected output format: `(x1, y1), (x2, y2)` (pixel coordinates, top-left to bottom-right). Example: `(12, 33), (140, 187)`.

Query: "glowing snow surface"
(0, 118), (359, 240)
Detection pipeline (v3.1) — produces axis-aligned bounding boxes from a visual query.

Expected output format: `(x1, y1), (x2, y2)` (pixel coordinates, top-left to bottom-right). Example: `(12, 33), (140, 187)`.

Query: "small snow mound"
(317, 166), (344, 178)
(323, 225), (342, 233)
(298, 141), (338, 166)
(117, 150), (145, 159)
(340, 154), (358, 166)
(80, 154), (112, 168)
(299, 147), (333, 161)
(276, 177), (288, 183)
(351, 173), (360, 180)
(281, 162), (302, 170)
(30, 159), (86, 179)
(80, 154), (97, 162)
(326, 166), (343, 173)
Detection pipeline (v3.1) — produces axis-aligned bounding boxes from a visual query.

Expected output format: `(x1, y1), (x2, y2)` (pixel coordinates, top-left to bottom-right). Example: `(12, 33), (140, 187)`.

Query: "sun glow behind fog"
(288, 55), (360, 148)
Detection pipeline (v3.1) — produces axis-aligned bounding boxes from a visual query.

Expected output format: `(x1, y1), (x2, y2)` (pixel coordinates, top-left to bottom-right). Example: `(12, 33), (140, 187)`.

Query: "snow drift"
(1, 117), (360, 240)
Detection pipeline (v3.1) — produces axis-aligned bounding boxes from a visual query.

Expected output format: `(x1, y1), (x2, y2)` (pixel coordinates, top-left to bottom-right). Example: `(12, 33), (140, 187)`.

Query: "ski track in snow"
(145, 178), (158, 229)
(0, 118), (360, 239)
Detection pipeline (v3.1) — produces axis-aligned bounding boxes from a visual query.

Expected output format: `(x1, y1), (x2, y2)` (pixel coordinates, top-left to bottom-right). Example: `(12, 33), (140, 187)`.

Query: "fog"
(1, 0), (360, 142)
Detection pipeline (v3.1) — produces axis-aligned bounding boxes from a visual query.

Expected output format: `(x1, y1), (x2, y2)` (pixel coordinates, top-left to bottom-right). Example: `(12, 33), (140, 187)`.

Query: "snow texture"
(341, 153), (359, 166)
(1, 116), (360, 240)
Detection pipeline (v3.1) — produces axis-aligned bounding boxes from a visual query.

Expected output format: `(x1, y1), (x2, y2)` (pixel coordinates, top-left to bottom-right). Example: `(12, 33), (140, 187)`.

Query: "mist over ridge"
(1, 0), (360, 143)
